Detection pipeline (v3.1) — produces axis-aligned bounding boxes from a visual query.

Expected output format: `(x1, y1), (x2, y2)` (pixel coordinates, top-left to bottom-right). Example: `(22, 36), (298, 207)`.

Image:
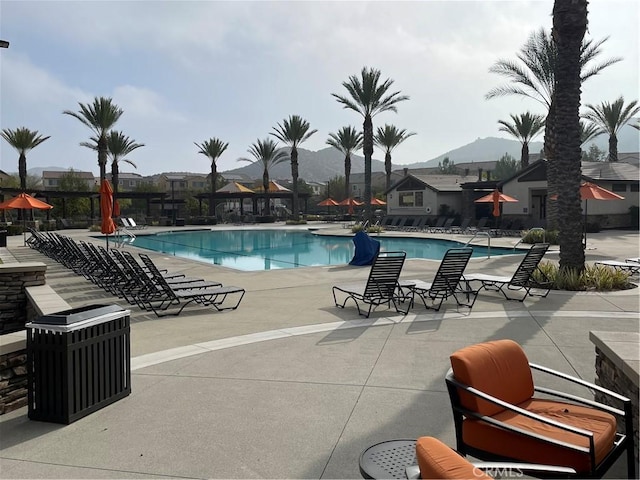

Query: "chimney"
(478, 168), (483, 181)
(403, 167), (408, 177)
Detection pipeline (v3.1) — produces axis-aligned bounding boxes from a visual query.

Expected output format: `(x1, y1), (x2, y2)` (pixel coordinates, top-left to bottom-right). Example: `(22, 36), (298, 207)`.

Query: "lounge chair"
(333, 251), (409, 318)
(127, 217), (147, 229)
(428, 216), (446, 232)
(594, 258), (640, 275)
(137, 253), (245, 317)
(401, 247), (477, 311)
(445, 339), (635, 478)
(450, 217), (472, 234)
(464, 243), (551, 301)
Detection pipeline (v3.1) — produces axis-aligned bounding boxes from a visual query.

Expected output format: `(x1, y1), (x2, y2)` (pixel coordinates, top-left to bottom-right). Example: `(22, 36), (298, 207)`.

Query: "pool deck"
(1, 223), (639, 479)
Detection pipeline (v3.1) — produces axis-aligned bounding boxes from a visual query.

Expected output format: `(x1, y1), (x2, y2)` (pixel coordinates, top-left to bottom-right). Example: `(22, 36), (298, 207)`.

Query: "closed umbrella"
(100, 180), (116, 248)
(0, 193), (54, 245)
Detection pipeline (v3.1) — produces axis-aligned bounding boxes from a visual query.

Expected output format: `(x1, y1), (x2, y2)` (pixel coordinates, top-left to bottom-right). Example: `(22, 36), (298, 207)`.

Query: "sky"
(0, 0), (638, 178)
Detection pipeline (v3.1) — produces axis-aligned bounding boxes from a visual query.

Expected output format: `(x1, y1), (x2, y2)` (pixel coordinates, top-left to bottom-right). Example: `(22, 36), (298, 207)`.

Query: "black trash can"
(0, 230), (7, 247)
(26, 304), (131, 424)
(175, 218), (185, 227)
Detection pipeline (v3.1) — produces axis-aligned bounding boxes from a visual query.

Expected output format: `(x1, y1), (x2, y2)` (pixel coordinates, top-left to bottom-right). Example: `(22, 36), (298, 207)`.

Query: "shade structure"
(254, 180), (291, 193)
(218, 182), (255, 194)
(370, 198), (387, 206)
(338, 197), (364, 214)
(0, 193), (53, 245)
(100, 180), (116, 249)
(474, 189), (518, 217)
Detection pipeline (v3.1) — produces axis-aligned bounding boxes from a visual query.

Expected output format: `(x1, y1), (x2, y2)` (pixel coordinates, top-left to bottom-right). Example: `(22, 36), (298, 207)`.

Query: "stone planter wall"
(0, 263), (47, 334)
(590, 331), (639, 477)
(0, 349), (27, 414)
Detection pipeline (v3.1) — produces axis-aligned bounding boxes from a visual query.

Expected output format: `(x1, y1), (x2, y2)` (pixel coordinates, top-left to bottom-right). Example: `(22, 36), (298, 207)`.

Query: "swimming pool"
(129, 229), (520, 271)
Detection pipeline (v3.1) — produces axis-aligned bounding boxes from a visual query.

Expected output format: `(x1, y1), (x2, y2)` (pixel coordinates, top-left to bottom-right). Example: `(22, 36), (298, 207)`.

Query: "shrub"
(285, 219), (308, 225)
(533, 261), (633, 291)
(521, 229), (559, 244)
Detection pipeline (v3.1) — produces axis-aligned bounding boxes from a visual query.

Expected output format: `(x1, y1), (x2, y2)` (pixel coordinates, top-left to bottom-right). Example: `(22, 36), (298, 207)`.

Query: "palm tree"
(195, 138), (229, 216)
(486, 28), (620, 228)
(271, 115), (317, 221)
(239, 138), (289, 217)
(332, 67), (409, 222)
(374, 124), (416, 190)
(81, 131), (144, 211)
(553, 0), (588, 271)
(1, 127), (50, 191)
(583, 97), (640, 162)
(326, 126), (363, 198)
(497, 112), (545, 169)
(579, 120), (603, 145)
(63, 97), (124, 184)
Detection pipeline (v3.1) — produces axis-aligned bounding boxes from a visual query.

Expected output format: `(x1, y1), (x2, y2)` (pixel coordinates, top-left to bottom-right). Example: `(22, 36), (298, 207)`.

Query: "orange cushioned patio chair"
(409, 436), (576, 480)
(445, 340), (635, 478)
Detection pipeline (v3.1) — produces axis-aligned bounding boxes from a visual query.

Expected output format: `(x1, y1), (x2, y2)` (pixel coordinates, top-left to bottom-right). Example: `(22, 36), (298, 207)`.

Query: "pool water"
(129, 229), (520, 271)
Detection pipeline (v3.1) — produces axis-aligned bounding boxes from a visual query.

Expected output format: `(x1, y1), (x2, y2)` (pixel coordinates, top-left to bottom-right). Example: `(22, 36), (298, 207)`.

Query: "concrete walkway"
(1, 225), (638, 479)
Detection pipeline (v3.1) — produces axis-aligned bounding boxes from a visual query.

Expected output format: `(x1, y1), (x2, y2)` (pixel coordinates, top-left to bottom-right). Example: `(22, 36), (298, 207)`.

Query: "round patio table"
(359, 439), (417, 479)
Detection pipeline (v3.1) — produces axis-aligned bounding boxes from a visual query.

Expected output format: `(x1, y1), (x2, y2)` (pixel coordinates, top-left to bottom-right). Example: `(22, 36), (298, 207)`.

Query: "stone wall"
(0, 263), (47, 334)
(0, 349), (27, 414)
(591, 331), (639, 477)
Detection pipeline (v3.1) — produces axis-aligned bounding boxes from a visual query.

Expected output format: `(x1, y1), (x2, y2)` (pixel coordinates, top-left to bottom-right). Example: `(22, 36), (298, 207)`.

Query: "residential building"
(106, 172), (146, 191)
(42, 170), (95, 190)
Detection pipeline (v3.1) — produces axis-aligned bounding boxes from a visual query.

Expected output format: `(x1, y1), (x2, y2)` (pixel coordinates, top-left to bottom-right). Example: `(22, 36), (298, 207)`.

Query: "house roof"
(42, 170), (94, 179)
(387, 173), (478, 194)
(581, 161), (639, 182)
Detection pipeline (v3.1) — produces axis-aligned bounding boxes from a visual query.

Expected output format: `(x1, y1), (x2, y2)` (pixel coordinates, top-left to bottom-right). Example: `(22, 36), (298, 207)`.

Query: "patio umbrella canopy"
(0, 193), (53, 245)
(100, 180), (116, 247)
(474, 189), (518, 217)
(552, 182), (624, 246)
(370, 198), (387, 206)
(338, 197), (364, 215)
(317, 198), (339, 207)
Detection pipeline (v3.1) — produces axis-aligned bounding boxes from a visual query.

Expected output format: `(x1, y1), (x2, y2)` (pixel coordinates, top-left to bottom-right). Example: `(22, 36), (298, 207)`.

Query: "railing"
(464, 231), (491, 258)
(512, 227), (546, 249)
(114, 227), (136, 247)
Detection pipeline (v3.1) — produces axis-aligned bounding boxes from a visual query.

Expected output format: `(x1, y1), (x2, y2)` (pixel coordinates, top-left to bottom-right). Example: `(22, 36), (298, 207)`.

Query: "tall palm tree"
(326, 126), (363, 198)
(583, 97), (640, 162)
(332, 67), (409, 222)
(81, 131), (143, 211)
(63, 97), (124, 184)
(195, 138), (229, 216)
(374, 124), (416, 190)
(486, 28), (620, 228)
(497, 112), (545, 169)
(553, 0), (588, 271)
(271, 115), (317, 221)
(1, 127), (50, 191)
(239, 138), (289, 216)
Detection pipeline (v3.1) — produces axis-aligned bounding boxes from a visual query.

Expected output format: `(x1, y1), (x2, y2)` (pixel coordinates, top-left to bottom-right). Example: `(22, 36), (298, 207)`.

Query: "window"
(612, 184), (626, 193)
(399, 191), (423, 207)
(631, 184), (639, 192)
(415, 191), (424, 207)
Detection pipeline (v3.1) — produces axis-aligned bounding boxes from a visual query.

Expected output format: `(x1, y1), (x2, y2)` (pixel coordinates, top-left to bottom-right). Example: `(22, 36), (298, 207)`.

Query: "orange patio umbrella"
(551, 182), (624, 246)
(338, 197), (364, 215)
(100, 180), (116, 248)
(370, 198), (387, 206)
(0, 193), (53, 245)
(318, 197), (339, 214)
(113, 199), (121, 218)
(474, 189), (518, 217)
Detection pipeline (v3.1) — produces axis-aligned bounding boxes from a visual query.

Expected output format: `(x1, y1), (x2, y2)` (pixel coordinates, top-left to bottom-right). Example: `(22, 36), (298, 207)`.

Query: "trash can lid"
(34, 304), (126, 326)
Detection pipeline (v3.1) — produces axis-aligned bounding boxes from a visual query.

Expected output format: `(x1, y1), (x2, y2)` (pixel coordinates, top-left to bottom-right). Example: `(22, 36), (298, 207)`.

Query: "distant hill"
(223, 147), (386, 182)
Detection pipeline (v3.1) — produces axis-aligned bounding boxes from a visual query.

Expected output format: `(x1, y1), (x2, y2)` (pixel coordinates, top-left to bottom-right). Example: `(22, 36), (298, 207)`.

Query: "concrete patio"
(1, 225), (638, 479)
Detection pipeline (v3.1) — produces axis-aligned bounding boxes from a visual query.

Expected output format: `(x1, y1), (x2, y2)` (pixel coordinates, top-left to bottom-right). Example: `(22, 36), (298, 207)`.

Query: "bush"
(285, 219), (308, 225)
(6, 224), (23, 236)
(533, 261), (633, 291)
(521, 229), (559, 244)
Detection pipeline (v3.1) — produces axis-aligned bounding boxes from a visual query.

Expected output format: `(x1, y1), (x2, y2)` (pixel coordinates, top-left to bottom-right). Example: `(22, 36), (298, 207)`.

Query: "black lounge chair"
(136, 253), (244, 316)
(333, 251), (410, 318)
(401, 248), (477, 311)
(464, 243), (551, 301)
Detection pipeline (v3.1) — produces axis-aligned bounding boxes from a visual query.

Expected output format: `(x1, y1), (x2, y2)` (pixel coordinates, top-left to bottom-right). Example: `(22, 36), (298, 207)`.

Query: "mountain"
(223, 147), (386, 182)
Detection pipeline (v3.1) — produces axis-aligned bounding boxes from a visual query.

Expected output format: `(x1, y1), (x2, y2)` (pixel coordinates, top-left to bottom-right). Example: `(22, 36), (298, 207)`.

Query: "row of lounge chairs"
(26, 229), (245, 317)
(380, 216), (532, 237)
(333, 243), (552, 318)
